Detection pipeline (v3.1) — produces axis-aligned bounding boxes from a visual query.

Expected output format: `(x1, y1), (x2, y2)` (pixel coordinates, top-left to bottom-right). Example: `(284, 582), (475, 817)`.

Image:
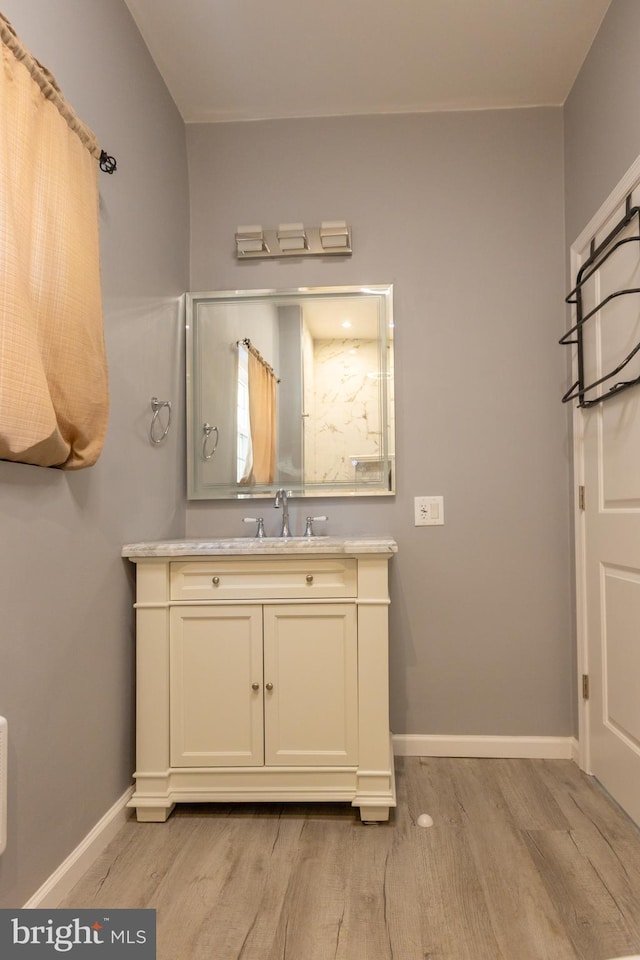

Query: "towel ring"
(150, 397), (171, 444)
(202, 422), (219, 460)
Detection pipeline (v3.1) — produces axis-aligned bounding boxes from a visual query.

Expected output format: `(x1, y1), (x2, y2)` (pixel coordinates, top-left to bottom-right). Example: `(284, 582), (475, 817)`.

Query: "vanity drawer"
(170, 558), (357, 601)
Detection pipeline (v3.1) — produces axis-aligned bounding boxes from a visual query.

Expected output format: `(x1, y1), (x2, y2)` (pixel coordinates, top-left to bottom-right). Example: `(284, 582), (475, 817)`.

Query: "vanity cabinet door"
(170, 606), (264, 767)
(263, 604), (358, 766)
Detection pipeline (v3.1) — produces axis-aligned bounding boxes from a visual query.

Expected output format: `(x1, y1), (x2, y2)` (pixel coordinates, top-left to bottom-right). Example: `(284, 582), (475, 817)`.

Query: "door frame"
(569, 152), (640, 775)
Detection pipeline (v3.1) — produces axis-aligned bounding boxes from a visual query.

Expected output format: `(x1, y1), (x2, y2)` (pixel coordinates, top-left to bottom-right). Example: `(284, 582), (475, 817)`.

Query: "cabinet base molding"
(128, 752), (396, 823)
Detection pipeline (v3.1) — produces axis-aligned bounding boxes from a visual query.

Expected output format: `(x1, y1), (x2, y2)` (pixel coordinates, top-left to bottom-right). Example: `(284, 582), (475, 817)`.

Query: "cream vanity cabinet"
(122, 538), (397, 823)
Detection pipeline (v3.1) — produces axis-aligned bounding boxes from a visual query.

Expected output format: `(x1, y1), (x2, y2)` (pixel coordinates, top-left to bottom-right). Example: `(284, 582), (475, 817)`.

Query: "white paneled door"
(573, 171), (640, 826)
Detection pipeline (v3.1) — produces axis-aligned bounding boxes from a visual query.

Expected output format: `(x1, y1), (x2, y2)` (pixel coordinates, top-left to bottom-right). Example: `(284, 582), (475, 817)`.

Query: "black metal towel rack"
(561, 193), (640, 407)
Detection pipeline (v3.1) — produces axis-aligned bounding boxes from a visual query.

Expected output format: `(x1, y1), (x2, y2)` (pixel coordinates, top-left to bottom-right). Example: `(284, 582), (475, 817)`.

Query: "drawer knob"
(251, 682), (260, 691)
(306, 574), (314, 584)
(265, 682), (274, 691)
(211, 576), (220, 586)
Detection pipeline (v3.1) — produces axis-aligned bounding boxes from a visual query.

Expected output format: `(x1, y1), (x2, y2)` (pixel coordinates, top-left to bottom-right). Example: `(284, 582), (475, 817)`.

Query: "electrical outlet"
(414, 495), (444, 526)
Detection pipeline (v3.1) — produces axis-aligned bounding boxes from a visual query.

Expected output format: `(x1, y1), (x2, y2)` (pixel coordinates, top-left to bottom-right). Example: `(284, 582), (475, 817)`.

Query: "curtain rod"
(237, 338), (280, 382)
(1, 14), (117, 175)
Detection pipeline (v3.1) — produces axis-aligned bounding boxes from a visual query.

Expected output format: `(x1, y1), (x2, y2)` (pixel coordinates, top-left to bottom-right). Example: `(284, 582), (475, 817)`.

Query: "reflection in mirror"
(186, 286), (394, 499)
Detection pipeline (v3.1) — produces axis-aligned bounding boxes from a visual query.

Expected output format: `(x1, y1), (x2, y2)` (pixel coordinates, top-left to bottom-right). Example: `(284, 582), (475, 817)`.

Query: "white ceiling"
(123, 0), (612, 124)
(303, 296), (380, 340)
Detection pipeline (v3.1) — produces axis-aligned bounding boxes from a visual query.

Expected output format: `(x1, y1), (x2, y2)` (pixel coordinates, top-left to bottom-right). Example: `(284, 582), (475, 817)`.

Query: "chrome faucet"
(274, 489), (291, 537)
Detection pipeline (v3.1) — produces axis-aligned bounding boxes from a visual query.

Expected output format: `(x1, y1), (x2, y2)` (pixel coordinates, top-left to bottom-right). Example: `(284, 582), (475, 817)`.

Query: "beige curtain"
(247, 349), (277, 485)
(0, 15), (108, 469)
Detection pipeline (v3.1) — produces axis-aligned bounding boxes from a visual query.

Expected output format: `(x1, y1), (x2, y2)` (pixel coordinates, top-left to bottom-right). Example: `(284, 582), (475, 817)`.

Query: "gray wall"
(185, 109), (573, 738)
(565, 0), (640, 244)
(0, 0), (189, 907)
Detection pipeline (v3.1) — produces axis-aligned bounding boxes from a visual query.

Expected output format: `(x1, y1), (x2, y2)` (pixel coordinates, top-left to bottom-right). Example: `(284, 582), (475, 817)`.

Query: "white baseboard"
(23, 785), (134, 908)
(393, 734), (579, 761)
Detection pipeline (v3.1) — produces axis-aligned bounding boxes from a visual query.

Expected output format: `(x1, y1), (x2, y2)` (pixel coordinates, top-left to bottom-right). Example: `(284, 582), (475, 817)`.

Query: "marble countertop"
(122, 536), (398, 558)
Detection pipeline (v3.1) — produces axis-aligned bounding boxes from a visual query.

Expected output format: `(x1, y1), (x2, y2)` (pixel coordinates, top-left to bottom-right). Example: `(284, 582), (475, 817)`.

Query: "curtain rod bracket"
(99, 149), (117, 174)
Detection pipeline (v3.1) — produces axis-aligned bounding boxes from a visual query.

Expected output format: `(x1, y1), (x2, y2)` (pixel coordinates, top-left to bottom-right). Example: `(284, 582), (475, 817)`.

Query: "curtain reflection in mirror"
(237, 339), (278, 485)
(236, 341), (251, 482)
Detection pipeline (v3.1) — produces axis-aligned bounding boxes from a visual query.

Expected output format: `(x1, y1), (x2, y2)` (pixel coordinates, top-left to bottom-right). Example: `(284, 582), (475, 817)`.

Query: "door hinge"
(582, 674), (590, 700)
(578, 485), (585, 511)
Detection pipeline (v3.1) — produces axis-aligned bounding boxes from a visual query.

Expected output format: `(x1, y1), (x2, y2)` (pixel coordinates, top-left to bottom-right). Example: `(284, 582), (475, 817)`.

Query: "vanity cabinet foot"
(134, 804), (175, 823)
(359, 807), (392, 823)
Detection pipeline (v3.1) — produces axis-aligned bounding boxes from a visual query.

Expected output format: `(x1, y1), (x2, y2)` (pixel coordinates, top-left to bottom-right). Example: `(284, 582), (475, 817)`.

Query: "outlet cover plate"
(414, 495), (444, 526)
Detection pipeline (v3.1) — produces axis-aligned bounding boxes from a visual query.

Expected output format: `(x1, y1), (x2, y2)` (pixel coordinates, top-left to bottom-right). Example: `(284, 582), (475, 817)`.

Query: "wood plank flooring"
(60, 758), (640, 960)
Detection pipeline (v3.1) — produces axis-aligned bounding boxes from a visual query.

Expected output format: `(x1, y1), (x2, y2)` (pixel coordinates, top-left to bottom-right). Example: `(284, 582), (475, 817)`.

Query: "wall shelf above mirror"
(186, 285), (395, 499)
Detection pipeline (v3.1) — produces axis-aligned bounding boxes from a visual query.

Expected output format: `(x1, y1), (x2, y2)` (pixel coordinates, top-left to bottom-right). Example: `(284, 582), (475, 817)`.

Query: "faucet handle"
(304, 516), (328, 537)
(243, 517), (266, 538)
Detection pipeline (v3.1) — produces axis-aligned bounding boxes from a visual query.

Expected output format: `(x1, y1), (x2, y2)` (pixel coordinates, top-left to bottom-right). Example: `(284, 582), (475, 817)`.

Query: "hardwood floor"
(60, 758), (640, 960)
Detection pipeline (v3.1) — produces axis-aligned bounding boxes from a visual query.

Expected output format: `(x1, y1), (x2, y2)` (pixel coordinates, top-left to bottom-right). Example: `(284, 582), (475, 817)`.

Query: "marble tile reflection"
(304, 339), (381, 483)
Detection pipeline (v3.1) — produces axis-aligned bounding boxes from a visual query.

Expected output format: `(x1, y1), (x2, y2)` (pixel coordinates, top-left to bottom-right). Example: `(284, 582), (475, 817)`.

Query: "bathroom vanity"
(123, 537), (397, 823)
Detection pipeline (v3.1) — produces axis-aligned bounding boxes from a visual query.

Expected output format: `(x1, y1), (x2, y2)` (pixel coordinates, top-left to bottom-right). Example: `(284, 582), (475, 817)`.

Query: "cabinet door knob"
(265, 682), (274, 691)
(306, 574), (314, 584)
(251, 682), (260, 691)
(212, 576), (220, 586)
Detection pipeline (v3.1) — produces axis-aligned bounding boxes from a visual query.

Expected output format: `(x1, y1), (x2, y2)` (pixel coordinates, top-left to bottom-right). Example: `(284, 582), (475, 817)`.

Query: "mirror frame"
(186, 284), (395, 499)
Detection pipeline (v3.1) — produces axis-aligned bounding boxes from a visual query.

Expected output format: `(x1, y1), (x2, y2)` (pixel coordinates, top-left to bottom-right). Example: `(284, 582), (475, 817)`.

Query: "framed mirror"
(186, 285), (395, 499)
